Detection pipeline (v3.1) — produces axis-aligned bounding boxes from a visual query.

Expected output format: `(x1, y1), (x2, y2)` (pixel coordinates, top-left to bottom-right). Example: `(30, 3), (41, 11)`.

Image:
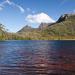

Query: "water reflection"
(0, 40), (75, 75)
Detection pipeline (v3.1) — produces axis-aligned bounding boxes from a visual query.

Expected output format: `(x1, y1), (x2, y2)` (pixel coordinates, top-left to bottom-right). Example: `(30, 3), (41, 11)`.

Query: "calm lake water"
(0, 40), (75, 75)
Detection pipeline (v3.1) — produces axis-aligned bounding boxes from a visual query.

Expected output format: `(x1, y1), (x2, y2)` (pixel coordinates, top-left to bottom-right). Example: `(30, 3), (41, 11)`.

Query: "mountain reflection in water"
(0, 40), (75, 75)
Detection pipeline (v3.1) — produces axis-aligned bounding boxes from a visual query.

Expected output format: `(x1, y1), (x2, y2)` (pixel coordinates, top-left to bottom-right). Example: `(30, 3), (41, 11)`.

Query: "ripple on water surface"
(0, 40), (75, 75)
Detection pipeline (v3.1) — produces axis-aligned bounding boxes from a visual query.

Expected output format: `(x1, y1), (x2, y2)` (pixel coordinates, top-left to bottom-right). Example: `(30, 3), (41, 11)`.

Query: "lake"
(0, 40), (75, 75)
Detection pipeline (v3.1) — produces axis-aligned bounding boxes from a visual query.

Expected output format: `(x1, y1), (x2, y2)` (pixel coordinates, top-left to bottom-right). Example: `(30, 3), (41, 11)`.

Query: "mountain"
(57, 14), (75, 23)
(0, 13), (75, 40)
(38, 23), (50, 30)
(17, 13), (75, 40)
(43, 14), (75, 36)
(18, 25), (33, 33)
(18, 23), (52, 33)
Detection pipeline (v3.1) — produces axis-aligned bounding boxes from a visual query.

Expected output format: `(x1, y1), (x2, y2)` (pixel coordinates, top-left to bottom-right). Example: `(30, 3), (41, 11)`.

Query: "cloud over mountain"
(26, 13), (55, 24)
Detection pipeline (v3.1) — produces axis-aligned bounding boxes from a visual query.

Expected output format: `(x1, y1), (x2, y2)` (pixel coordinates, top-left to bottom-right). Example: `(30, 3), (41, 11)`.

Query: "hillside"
(18, 14), (75, 40)
(43, 14), (75, 35)
(0, 13), (75, 40)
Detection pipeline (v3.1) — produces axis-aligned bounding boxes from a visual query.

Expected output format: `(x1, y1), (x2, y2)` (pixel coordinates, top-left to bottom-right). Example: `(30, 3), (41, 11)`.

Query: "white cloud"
(27, 8), (31, 12)
(26, 13), (55, 24)
(0, 1), (6, 7)
(0, 0), (25, 13)
(16, 5), (25, 13)
(0, 7), (3, 11)
(32, 11), (35, 14)
(26, 8), (35, 14)
(6, 0), (12, 5)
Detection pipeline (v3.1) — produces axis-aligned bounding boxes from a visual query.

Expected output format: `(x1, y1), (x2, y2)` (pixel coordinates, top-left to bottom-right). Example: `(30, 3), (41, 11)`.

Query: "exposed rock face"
(57, 14), (68, 23)
(39, 23), (50, 30)
(57, 14), (75, 23)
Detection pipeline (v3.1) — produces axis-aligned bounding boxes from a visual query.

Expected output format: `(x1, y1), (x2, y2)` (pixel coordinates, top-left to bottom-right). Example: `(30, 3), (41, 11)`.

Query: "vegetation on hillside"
(0, 14), (75, 40)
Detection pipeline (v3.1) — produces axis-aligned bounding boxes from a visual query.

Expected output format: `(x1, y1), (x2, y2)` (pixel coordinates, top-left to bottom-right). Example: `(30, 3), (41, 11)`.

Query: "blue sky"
(0, 0), (75, 32)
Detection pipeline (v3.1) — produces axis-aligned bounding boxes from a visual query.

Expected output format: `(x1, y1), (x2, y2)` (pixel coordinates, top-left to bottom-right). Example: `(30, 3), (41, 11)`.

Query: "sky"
(0, 0), (75, 32)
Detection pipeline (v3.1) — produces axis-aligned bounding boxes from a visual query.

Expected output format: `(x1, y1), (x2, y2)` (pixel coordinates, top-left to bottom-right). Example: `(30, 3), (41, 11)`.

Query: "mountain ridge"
(0, 13), (75, 40)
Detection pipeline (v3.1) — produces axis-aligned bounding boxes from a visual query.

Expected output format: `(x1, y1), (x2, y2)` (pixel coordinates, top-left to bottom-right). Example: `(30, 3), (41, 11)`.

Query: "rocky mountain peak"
(39, 23), (50, 30)
(18, 25), (32, 32)
(57, 13), (75, 23)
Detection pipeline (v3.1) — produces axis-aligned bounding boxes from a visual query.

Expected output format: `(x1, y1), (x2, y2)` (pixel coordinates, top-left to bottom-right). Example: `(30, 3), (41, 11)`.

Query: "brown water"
(0, 40), (75, 75)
